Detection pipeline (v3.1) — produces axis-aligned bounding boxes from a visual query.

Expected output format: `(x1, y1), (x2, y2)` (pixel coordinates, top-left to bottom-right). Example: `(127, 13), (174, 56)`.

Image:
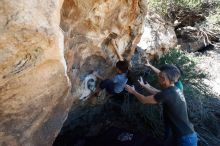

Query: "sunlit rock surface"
(0, 0), (72, 145)
(0, 0), (179, 145)
(138, 12), (177, 58)
(0, 0), (148, 145)
(62, 0), (147, 101)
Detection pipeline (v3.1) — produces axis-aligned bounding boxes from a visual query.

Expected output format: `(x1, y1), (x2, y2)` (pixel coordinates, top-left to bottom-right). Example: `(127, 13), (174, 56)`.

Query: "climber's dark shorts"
(100, 79), (115, 94)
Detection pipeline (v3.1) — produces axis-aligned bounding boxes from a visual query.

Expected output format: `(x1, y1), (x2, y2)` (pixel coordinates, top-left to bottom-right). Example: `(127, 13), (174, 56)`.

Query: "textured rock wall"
(0, 0), (147, 145)
(0, 0), (72, 145)
(61, 0), (147, 100)
(138, 12), (177, 58)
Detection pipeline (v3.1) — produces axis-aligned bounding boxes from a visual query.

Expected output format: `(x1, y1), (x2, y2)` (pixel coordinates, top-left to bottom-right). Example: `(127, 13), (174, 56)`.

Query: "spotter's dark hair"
(159, 64), (181, 83)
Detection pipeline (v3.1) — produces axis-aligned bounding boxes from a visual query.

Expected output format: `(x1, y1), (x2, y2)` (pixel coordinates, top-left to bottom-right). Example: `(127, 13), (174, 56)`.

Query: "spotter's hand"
(144, 60), (151, 67)
(138, 76), (145, 87)
(125, 84), (136, 94)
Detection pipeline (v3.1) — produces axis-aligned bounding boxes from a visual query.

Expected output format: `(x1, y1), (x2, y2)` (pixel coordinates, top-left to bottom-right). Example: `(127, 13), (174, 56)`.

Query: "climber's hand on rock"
(144, 59), (151, 67)
(138, 76), (145, 87)
(132, 34), (142, 45)
(138, 77), (150, 87)
(125, 84), (135, 94)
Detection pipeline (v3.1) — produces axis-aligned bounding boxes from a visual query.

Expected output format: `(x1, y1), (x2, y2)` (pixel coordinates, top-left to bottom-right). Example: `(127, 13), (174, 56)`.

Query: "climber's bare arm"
(111, 34), (142, 61)
(111, 39), (123, 61)
(125, 84), (157, 104)
(138, 77), (160, 95)
(142, 84), (160, 95)
(126, 34), (142, 61)
(145, 60), (160, 76)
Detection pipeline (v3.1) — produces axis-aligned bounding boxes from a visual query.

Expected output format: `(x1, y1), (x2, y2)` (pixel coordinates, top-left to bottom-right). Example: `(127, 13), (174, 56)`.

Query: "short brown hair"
(116, 60), (129, 73)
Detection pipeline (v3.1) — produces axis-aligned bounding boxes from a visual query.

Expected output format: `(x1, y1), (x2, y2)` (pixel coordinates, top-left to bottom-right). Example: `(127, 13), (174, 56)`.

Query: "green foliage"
(148, 0), (169, 15)
(148, 0), (210, 16)
(147, 48), (212, 96)
(157, 49), (206, 82)
(172, 0), (202, 7)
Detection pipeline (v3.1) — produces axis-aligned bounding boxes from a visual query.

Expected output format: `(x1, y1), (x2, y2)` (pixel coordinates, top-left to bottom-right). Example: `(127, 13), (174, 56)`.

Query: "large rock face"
(0, 0), (147, 145)
(138, 12), (177, 58)
(62, 0), (147, 101)
(0, 0), (72, 145)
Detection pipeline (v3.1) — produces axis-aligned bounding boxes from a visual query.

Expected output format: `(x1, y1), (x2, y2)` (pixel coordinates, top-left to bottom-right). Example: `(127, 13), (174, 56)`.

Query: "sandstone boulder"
(62, 0), (147, 101)
(0, 0), (72, 145)
(0, 0), (147, 145)
(138, 12), (177, 58)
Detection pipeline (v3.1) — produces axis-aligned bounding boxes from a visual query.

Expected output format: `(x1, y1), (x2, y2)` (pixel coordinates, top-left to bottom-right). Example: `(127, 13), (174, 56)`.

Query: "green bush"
(146, 48), (211, 95)
(148, 0), (203, 16)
